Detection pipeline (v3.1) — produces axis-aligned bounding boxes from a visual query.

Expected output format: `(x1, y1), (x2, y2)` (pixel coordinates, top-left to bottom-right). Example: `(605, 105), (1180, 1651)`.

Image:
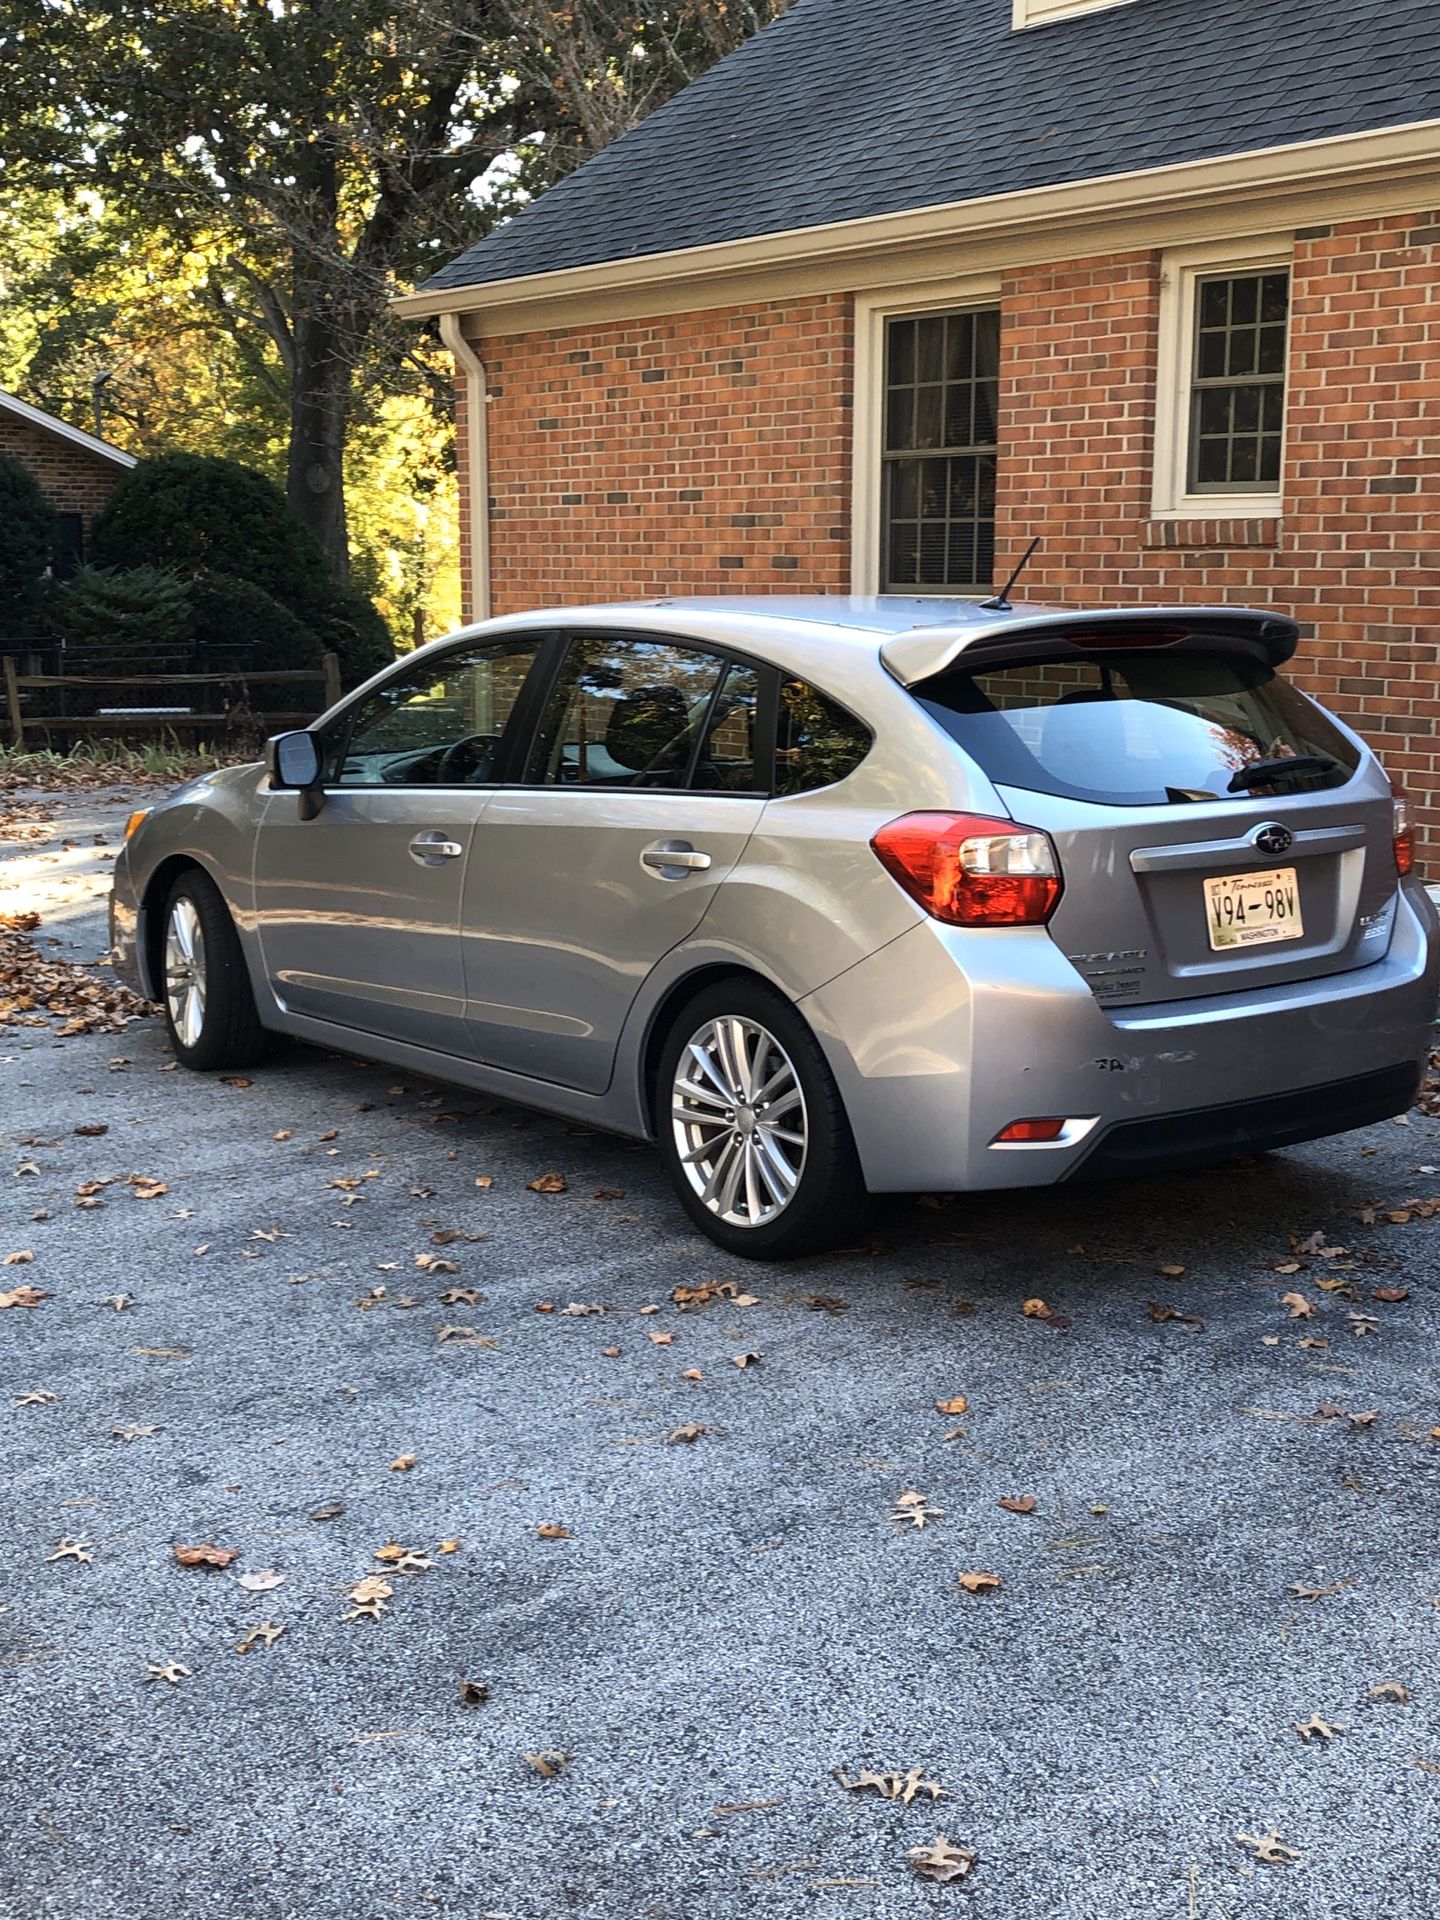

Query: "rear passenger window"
(773, 680), (872, 795)
(528, 634), (725, 788)
(694, 662), (762, 792)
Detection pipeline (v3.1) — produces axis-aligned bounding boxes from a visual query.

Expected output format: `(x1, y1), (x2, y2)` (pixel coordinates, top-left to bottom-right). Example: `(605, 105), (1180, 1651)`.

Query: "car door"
(253, 631), (552, 1052)
(460, 630), (770, 1092)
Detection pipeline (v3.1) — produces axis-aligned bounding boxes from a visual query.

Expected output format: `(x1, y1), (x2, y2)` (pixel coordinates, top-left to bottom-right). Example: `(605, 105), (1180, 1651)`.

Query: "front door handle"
(641, 840), (712, 878)
(409, 832), (464, 864)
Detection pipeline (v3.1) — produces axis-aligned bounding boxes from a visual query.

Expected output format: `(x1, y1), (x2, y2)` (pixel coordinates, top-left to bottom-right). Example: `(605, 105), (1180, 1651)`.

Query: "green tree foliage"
(1, 3), (783, 629)
(47, 565), (192, 652)
(0, 451), (55, 626)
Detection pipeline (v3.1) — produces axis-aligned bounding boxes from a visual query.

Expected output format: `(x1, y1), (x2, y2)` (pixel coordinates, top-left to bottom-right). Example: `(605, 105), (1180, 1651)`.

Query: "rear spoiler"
(879, 606), (1301, 688)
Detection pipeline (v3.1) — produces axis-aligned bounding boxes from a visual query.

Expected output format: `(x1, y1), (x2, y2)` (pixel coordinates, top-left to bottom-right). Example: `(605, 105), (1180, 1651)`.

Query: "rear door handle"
(641, 840), (712, 877)
(409, 832), (464, 864)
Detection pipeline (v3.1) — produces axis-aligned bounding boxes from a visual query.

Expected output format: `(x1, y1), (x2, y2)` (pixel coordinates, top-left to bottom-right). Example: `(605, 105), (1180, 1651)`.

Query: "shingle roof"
(423, 0), (1440, 296)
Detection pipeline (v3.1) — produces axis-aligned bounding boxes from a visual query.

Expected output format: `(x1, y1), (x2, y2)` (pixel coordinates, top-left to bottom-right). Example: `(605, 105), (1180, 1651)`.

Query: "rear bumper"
(800, 881), (1438, 1192)
(1069, 1061), (1419, 1182)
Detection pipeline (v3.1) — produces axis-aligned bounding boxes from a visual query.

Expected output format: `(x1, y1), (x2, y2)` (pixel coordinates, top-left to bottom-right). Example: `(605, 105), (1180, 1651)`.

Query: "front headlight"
(124, 809), (151, 842)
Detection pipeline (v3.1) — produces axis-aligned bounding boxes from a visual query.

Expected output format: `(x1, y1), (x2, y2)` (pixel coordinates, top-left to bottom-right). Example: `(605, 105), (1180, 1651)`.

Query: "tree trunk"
(287, 307), (352, 578)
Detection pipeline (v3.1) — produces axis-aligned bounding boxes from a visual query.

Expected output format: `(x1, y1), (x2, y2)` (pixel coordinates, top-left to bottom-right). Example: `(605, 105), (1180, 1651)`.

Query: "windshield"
(915, 649), (1361, 806)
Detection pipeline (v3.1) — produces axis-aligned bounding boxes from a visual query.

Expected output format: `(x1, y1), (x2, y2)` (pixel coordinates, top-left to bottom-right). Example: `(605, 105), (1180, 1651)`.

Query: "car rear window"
(914, 650), (1361, 806)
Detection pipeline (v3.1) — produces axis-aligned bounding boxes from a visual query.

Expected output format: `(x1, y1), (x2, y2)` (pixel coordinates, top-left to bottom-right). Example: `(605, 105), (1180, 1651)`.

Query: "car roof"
(474, 595), (1298, 692)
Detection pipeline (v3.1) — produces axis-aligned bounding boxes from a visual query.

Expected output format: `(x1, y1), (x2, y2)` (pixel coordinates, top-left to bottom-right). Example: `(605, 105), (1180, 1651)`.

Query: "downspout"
(439, 312), (491, 622)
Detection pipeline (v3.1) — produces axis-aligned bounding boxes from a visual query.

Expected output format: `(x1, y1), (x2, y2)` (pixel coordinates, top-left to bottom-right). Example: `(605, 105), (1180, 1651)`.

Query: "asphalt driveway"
(3, 784), (1439, 1920)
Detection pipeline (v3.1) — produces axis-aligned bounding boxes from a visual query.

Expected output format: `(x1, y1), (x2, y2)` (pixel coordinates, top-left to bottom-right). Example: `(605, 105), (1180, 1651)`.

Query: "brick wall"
(463, 209), (1440, 854)
(475, 294), (853, 616)
(0, 414), (124, 531)
(996, 212), (1440, 851)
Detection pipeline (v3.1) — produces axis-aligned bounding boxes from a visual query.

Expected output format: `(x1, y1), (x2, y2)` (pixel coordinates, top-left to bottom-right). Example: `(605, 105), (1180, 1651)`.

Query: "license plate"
(1205, 866), (1303, 950)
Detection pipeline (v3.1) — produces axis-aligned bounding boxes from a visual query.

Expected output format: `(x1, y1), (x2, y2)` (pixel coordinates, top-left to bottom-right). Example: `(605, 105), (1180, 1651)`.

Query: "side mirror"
(266, 731), (325, 818)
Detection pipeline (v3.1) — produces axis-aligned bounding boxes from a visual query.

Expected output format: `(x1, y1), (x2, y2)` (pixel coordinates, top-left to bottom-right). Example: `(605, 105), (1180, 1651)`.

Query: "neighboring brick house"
(0, 387), (135, 579)
(395, 0), (1440, 843)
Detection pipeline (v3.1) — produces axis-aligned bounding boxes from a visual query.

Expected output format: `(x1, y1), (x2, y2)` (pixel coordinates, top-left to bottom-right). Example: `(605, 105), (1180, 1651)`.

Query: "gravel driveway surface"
(4, 785), (1439, 1920)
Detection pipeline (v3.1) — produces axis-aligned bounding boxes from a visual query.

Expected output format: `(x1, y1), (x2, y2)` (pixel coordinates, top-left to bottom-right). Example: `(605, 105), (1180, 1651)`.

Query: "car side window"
(327, 636), (546, 787)
(528, 634), (728, 789)
(692, 662), (762, 792)
(774, 679), (873, 795)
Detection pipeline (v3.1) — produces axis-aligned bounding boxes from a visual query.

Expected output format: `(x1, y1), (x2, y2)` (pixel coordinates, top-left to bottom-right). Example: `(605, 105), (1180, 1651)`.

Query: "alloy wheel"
(670, 1015), (808, 1227)
(164, 896), (208, 1049)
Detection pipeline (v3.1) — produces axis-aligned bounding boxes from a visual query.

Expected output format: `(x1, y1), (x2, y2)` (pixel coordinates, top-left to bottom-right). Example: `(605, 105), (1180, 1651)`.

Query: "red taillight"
(994, 1118), (1067, 1143)
(1393, 791), (1415, 877)
(870, 812), (1062, 927)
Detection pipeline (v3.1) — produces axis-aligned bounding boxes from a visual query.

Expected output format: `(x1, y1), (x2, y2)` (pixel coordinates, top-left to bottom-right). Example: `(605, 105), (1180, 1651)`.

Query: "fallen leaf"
(907, 1836), (977, 1885)
(601, 1345), (621, 1358)
(16, 1389), (58, 1407)
(373, 1544), (432, 1573)
(731, 1351), (761, 1369)
(935, 1394), (968, 1415)
(527, 1172), (567, 1194)
(389, 1453), (418, 1473)
(803, 1292), (848, 1314)
(1235, 1830), (1302, 1866)
(343, 1575), (393, 1621)
(128, 1176), (167, 1201)
(0, 1284), (51, 1308)
(836, 1766), (946, 1805)
(1373, 1286), (1410, 1303)
(525, 1750), (571, 1778)
(648, 1330), (674, 1346)
(439, 1538), (460, 1554)
(1157, 1263), (1186, 1277)
(1294, 1712), (1344, 1742)
(415, 1252), (459, 1275)
(220, 1076), (252, 1089)
(1021, 1298), (1053, 1320)
(234, 1621), (285, 1653)
(308, 1500), (345, 1522)
(1289, 1579), (1351, 1602)
(99, 1293), (136, 1312)
(536, 1523), (571, 1541)
(998, 1495), (1037, 1514)
(666, 1422), (705, 1445)
(74, 1123), (108, 1137)
(237, 1568), (287, 1593)
(1347, 1410), (1379, 1430)
(459, 1677), (489, 1706)
(1367, 1681), (1412, 1703)
(474, 1174), (494, 1189)
(144, 1661), (190, 1686)
(956, 1571), (1003, 1594)
(173, 1543), (238, 1569)
(1280, 1291), (1315, 1319)
(46, 1536), (94, 1564)
(672, 1280), (737, 1309)
(2, 1249), (35, 1265)
(889, 1491), (943, 1530)
(438, 1287), (484, 1307)
(681, 1367), (703, 1381)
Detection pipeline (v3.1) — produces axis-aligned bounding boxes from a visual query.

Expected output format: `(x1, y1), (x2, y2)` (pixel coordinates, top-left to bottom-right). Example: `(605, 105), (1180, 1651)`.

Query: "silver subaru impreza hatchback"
(111, 597), (1438, 1258)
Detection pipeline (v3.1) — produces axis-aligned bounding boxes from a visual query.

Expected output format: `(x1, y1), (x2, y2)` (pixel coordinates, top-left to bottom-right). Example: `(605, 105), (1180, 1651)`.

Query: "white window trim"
(851, 277), (1003, 597)
(1151, 237), (1294, 521)
(1013, 0), (1139, 29)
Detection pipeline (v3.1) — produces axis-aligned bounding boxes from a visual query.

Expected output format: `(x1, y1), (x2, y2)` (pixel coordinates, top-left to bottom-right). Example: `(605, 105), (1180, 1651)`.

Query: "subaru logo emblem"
(1254, 823), (1293, 856)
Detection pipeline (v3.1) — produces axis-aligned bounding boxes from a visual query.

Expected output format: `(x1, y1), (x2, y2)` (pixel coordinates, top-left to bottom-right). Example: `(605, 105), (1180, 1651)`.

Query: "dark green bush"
(0, 452), (56, 625)
(91, 453), (394, 688)
(189, 573), (329, 719)
(48, 565), (192, 653)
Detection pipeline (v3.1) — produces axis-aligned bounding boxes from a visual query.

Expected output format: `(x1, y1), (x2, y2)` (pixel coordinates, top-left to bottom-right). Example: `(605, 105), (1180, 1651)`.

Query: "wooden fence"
(2, 653), (341, 749)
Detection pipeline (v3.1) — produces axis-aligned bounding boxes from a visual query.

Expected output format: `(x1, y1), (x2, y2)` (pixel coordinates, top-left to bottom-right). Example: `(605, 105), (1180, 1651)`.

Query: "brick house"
(395, 0), (1440, 845)
(0, 387), (135, 580)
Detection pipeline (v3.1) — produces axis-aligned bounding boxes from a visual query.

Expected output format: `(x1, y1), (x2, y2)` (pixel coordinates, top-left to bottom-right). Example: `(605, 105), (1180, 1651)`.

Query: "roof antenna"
(981, 535), (1040, 611)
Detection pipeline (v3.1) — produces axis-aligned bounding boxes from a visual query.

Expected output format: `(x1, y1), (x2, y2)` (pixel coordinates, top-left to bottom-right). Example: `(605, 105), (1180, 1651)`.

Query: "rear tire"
(656, 978), (875, 1260)
(160, 869), (267, 1072)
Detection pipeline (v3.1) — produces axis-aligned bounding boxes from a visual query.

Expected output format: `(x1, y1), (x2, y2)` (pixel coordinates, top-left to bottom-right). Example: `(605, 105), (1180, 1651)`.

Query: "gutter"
(439, 312), (491, 621)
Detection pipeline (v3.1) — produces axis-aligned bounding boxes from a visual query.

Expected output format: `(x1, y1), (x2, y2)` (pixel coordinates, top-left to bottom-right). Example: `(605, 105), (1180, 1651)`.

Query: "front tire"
(656, 979), (874, 1260)
(161, 869), (267, 1071)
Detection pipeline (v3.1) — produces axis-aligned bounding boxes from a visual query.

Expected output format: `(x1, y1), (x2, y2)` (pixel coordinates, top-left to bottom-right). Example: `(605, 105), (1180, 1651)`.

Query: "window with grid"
(881, 308), (999, 593)
(1188, 270), (1289, 493)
